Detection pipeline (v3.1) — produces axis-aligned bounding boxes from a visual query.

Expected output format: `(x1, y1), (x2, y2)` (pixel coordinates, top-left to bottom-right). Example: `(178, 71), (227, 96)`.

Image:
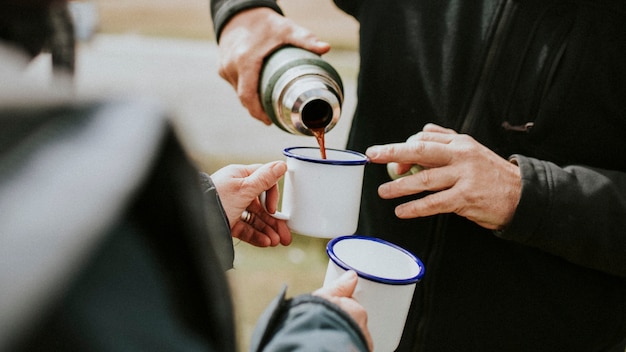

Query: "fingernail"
(343, 270), (358, 280)
(315, 40), (330, 48)
(366, 146), (380, 159)
(378, 183), (389, 196)
(271, 161), (287, 177)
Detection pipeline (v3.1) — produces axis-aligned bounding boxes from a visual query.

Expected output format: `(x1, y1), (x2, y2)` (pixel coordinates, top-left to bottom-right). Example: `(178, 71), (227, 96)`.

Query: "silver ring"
(241, 210), (252, 223)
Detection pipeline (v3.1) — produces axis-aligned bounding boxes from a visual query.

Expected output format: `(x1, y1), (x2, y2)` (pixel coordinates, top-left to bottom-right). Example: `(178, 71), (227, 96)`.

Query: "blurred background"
(47, 1), (360, 350)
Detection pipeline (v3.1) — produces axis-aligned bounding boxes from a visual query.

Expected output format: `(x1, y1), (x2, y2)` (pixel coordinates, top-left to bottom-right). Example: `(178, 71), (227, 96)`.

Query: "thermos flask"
(259, 46), (344, 136)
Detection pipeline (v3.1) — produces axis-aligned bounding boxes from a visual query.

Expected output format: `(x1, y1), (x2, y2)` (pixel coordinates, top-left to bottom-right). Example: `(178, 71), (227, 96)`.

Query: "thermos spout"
(259, 46), (344, 135)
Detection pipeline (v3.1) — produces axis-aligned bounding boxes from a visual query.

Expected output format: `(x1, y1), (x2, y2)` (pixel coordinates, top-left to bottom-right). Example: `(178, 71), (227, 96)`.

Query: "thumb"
(245, 161), (287, 193)
(326, 270), (358, 298)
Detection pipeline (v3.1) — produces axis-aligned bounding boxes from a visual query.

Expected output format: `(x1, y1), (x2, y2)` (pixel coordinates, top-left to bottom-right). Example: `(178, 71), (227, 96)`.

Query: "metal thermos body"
(259, 46), (344, 136)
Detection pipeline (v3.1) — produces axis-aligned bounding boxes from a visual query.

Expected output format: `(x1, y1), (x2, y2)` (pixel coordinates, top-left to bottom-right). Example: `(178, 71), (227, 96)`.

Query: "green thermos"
(259, 46), (344, 136)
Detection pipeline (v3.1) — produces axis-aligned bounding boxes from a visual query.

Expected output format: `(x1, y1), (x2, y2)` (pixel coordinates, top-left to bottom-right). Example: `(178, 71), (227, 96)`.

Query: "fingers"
(233, 202), (292, 247)
(237, 69), (272, 125)
(392, 189), (458, 219)
(366, 140), (453, 167)
(232, 216), (276, 247)
(367, 123), (464, 168)
(422, 123), (457, 134)
(220, 53), (271, 124)
(263, 183), (280, 214)
(405, 124), (457, 144)
(378, 167), (455, 199)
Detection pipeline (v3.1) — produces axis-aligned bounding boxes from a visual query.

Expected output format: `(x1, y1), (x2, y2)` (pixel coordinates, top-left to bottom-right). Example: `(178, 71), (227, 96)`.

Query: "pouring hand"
(366, 123), (522, 230)
(217, 7), (330, 124)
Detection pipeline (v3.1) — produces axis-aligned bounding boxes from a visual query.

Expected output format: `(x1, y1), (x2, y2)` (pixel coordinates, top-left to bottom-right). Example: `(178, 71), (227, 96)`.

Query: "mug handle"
(259, 191), (290, 220)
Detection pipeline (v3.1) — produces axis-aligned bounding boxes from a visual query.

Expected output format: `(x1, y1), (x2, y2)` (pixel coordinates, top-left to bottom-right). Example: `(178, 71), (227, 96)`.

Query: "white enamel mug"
(324, 235), (425, 352)
(269, 147), (368, 238)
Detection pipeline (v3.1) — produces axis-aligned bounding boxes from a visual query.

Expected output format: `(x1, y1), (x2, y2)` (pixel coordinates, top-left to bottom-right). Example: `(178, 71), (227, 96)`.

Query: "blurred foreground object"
(68, 0), (99, 41)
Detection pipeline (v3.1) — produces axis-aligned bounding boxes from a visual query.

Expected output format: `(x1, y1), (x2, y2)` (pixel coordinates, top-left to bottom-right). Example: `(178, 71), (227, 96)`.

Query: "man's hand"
(366, 123), (522, 230)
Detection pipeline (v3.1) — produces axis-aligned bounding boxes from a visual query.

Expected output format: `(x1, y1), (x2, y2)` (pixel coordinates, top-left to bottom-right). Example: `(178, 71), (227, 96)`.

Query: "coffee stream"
(301, 99), (332, 159)
(311, 128), (327, 159)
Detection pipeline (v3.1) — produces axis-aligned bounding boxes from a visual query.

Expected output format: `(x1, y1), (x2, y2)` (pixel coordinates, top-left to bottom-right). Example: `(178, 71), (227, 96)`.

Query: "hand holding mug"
(366, 123), (522, 230)
(210, 161), (292, 247)
(313, 270), (373, 352)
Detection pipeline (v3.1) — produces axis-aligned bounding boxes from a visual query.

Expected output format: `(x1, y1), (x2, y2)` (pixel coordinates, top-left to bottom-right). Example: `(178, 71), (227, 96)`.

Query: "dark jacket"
(0, 78), (367, 351)
(211, 0), (626, 350)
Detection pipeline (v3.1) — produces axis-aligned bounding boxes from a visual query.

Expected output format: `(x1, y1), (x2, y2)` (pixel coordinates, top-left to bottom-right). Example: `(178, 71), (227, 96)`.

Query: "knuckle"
(416, 169), (435, 188)
(407, 131), (424, 142)
(409, 141), (427, 156)
(421, 196), (441, 212)
(238, 89), (255, 105)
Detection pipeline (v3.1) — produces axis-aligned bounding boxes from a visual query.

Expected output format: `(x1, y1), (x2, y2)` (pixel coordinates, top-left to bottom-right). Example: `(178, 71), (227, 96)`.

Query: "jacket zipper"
(458, 0), (518, 135)
(501, 2), (570, 131)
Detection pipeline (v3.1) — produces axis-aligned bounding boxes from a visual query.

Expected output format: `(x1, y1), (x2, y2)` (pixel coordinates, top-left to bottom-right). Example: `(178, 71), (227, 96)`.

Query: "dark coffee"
(311, 127), (327, 159)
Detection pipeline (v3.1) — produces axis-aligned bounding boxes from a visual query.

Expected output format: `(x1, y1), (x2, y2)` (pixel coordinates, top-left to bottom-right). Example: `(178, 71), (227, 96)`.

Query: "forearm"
(497, 155), (626, 277)
(210, 0), (283, 42)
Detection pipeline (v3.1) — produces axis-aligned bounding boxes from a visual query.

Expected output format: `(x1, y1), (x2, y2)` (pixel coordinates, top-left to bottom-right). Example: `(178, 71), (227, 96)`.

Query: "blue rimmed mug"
(268, 147), (368, 238)
(324, 235), (425, 352)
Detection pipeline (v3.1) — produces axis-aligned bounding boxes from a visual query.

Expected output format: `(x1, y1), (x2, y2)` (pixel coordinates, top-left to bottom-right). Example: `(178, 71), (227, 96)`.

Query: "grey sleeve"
(199, 172), (235, 271)
(250, 286), (370, 352)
